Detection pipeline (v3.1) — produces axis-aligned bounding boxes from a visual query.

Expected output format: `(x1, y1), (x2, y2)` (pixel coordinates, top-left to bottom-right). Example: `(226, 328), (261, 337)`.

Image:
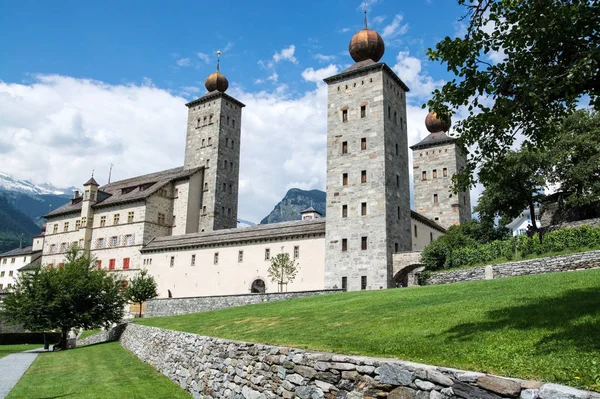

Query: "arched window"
(251, 279), (266, 294)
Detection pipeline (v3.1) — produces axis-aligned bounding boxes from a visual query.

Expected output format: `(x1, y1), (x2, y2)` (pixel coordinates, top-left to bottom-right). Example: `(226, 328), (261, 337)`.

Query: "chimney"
(73, 190), (79, 199)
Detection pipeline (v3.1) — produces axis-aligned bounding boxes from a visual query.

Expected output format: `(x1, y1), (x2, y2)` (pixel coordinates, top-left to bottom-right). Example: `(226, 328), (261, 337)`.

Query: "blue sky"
(0, 0), (474, 223)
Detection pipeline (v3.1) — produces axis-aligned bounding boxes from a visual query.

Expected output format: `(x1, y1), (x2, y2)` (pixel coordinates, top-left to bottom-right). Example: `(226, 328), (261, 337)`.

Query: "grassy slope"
(79, 328), (101, 340)
(7, 342), (190, 399)
(0, 345), (39, 359)
(138, 269), (600, 391)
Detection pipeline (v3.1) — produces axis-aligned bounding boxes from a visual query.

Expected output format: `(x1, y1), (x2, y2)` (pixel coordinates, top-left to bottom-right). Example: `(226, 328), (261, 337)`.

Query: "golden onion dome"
(349, 28), (385, 63)
(425, 112), (451, 133)
(204, 71), (229, 93)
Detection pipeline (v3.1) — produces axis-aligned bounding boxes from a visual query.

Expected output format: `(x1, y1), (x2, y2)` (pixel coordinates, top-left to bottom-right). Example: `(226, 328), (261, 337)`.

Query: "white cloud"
(273, 45), (298, 64)
(392, 51), (445, 100)
(372, 16), (386, 25)
(313, 53), (337, 63)
(176, 58), (192, 67)
(339, 28), (351, 33)
(196, 52), (211, 64)
(381, 14), (408, 39)
(301, 65), (339, 84)
(267, 72), (279, 83)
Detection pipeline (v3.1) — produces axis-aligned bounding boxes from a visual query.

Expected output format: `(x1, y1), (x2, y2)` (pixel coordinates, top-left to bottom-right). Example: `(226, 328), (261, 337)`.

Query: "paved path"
(0, 347), (47, 399)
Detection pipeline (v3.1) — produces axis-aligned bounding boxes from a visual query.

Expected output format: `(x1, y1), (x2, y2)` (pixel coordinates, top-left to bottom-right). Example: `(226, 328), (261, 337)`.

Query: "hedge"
(0, 332), (61, 345)
(424, 224), (600, 270)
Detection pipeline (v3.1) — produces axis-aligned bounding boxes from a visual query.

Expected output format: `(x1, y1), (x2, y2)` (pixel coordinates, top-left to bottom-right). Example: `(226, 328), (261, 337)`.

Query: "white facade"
(506, 208), (542, 236)
(0, 246), (41, 292)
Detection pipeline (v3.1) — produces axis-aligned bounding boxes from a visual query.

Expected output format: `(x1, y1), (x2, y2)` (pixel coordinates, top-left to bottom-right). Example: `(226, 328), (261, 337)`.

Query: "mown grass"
(138, 269), (600, 391)
(0, 345), (39, 359)
(432, 245), (600, 273)
(7, 342), (191, 399)
(79, 328), (101, 340)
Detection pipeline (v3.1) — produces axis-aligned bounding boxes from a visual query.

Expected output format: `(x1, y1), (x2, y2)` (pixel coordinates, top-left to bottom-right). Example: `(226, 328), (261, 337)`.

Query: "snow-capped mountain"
(0, 172), (77, 196)
(237, 219), (256, 229)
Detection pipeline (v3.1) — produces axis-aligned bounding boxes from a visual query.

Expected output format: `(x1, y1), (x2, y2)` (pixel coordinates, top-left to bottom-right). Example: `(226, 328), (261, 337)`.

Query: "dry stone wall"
(145, 290), (344, 318)
(77, 323), (127, 346)
(120, 323), (599, 399)
(422, 250), (600, 285)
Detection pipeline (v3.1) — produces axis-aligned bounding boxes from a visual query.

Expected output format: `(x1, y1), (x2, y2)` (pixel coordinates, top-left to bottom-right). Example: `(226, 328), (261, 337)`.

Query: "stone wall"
(145, 289), (344, 318)
(422, 250), (600, 286)
(120, 323), (599, 399)
(77, 323), (127, 346)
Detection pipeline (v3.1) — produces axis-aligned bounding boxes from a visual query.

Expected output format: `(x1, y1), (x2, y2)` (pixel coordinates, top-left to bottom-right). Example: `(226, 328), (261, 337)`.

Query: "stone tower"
(410, 112), (472, 229)
(323, 16), (412, 291)
(183, 52), (245, 232)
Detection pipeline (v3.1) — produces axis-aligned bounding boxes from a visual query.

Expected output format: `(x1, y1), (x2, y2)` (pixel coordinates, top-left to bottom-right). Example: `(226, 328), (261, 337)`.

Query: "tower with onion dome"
(410, 112), (472, 229)
(183, 51), (245, 231)
(323, 8), (412, 291)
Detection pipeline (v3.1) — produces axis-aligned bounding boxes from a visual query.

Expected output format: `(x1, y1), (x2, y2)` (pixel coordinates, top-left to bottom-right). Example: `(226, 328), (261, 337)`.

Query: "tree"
(3, 247), (127, 349)
(547, 110), (600, 208)
(476, 149), (547, 236)
(426, 0), (600, 189)
(125, 269), (158, 318)
(267, 252), (299, 292)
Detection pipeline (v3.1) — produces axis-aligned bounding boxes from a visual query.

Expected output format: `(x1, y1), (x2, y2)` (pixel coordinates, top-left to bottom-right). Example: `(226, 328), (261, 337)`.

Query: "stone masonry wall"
(422, 250), (600, 285)
(120, 323), (599, 399)
(145, 290), (344, 318)
(77, 323), (127, 346)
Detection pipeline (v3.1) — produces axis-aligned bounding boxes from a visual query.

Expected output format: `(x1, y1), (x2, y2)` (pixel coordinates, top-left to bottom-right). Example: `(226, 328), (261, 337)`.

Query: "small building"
(506, 208), (541, 236)
(300, 207), (322, 221)
(0, 245), (42, 294)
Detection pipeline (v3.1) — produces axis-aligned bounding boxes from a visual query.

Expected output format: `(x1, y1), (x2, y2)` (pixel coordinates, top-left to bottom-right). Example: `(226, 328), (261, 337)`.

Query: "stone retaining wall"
(120, 323), (599, 399)
(77, 323), (127, 346)
(145, 290), (344, 318)
(423, 250), (600, 286)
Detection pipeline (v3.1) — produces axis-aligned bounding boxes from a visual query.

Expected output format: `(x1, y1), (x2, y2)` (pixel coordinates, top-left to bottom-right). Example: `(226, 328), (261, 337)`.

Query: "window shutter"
(97, 260), (102, 270)
(123, 258), (130, 270)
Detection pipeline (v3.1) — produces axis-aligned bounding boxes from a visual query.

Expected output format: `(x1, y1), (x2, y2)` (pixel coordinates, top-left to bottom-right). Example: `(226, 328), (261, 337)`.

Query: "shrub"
(0, 332), (61, 345)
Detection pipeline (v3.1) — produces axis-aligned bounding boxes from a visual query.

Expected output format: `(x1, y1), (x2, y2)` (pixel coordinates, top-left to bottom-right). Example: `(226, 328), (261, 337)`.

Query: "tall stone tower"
(323, 15), (412, 291)
(410, 112), (472, 229)
(183, 52), (245, 232)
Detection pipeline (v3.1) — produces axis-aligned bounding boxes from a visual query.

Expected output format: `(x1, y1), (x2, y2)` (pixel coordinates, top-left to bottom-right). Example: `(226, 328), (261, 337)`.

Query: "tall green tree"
(547, 110), (600, 208)
(267, 253), (299, 292)
(476, 149), (547, 234)
(426, 0), (600, 189)
(3, 247), (127, 349)
(126, 269), (158, 318)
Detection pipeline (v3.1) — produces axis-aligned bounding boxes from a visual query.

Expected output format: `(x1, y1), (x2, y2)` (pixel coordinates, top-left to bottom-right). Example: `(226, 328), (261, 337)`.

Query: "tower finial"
(364, 1), (368, 29)
(216, 50), (221, 72)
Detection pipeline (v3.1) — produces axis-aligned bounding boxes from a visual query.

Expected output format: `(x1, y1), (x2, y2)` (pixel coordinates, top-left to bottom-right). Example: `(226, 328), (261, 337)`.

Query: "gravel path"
(0, 348), (45, 399)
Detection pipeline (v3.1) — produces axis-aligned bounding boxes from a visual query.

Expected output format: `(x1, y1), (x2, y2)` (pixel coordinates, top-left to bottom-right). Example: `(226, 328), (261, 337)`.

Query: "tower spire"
(216, 50), (221, 72)
(363, 1), (368, 29)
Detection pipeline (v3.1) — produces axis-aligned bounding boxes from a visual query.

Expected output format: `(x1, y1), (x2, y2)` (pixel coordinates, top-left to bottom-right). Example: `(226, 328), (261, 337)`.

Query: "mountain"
(260, 189), (326, 225)
(0, 195), (41, 253)
(0, 173), (77, 196)
(237, 219), (256, 229)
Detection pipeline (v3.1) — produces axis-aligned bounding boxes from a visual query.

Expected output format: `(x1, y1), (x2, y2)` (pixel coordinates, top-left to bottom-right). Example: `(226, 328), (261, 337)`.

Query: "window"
(158, 213), (166, 225)
(422, 171), (428, 180)
(204, 182), (209, 190)
(109, 259), (116, 271)
(9, 271), (13, 277)
(342, 238), (348, 252)
(221, 206), (225, 216)
(208, 137), (212, 145)
(84, 190), (90, 200)
(414, 225), (418, 237)
(231, 140), (235, 149)
(226, 138), (229, 147)
(342, 173), (348, 186)
(223, 182), (227, 192)
(96, 260), (102, 270)
(50, 244), (56, 253)
(342, 141), (348, 154)
(79, 239), (84, 248)
(238, 250), (244, 263)
(223, 159), (227, 169)
(398, 206), (400, 220)
(128, 211), (134, 223)
(63, 222), (69, 232)
(10, 258), (15, 264)
(228, 208), (232, 217)
(361, 276), (367, 290)
(214, 252), (219, 264)
(396, 143), (398, 155)
(433, 169), (438, 178)
(123, 258), (130, 270)
(342, 277), (347, 290)
(232, 120), (236, 128)
(342, 204), (348, 218)
(111, 236), (118, 247)
(170, 256), (175, 267)
(60, 243), (67, 252)
(0, 284), (3, 290)
(75, 219), (81, 230)
(7, 284), (12, 289)
(202, 206), (207, 215)
(1, 259), (4, 264)
(360, 105), (366, 118)
(125, 234), (134, 245)
(228, 184), (232, 194)
(53, 224), (58, 234)
(82, 217), (88, 227)
(430, 232), (434, 242)
(0, 272), (4, 277)
(361, 202), (367, 216)
(191, 254), (196, 266)
(361, 137), (366, 150)
(443, 168), (448, 177)
(97, 238), (105, 249)
(394, 111), (397, 124)
(433, 194), (439, 203)
(294, 246), (299, 259)
(342, 109), (348, 122)
(387, 106), (391, 119)
(361, 236), (368, 250)
(395, 243), (399, 252)
(206, 159), (210, 168)
(396, 175), (400, 187)
(209, 114), (213, 124)
(113, 214), (120, 225)
(361, 170), (367, 183)
(265, 248), (270, 260)
(100, 216), (106, 227)
(203, 116), (207, 125)
(227, 116), (230, 125)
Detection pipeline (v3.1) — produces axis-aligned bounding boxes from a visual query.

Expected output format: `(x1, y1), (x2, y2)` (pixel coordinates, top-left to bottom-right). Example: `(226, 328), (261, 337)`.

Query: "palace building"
(33, 16), (471, 297)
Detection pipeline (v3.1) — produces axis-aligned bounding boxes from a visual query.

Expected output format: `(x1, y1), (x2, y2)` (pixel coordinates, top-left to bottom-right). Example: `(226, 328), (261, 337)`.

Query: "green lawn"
(7, 342), (190, 399)
(0, 345), (39, 359)
(79, 328), (101, 340)
(138, 269), (600, 391)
